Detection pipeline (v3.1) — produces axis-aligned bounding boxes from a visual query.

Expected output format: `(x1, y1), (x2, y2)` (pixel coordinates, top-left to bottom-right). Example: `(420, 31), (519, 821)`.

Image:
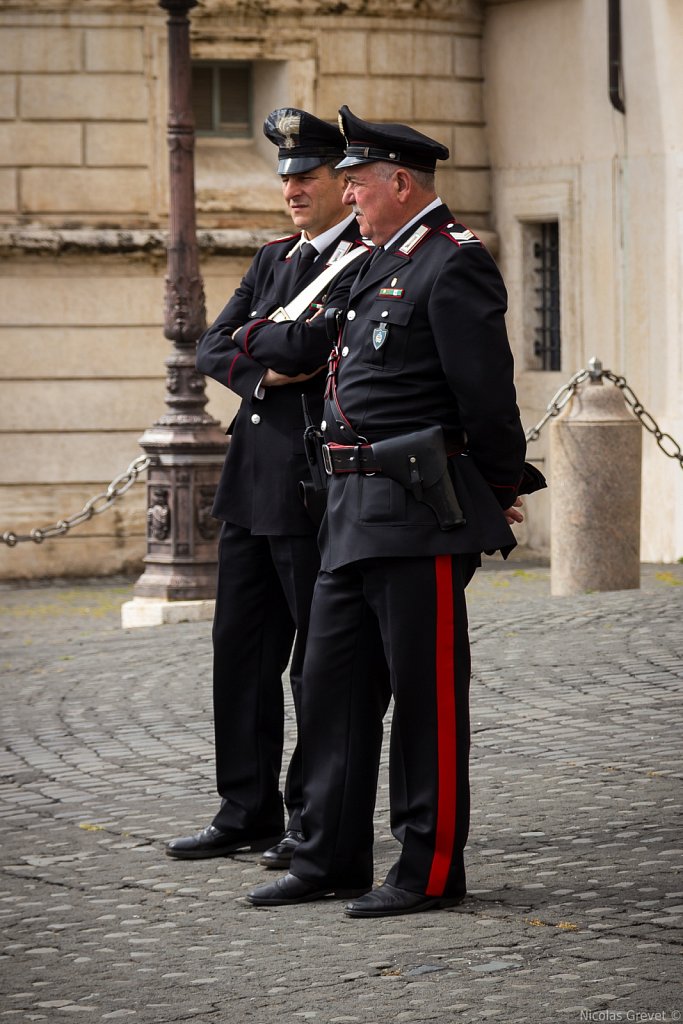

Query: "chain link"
(526, 361), (683, 470)
(1, 454), (151, 547)
(524, 368), (591, 443)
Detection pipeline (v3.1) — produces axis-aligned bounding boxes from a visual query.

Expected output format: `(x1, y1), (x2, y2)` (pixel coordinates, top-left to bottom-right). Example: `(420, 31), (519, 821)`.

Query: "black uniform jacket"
(196, 220), (369, 536)
(317, 205), (527, 570)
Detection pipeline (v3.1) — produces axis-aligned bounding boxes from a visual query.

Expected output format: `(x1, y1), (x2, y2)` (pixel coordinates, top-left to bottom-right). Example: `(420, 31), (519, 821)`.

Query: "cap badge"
(337, 112), (348, 142)
(372, 322), (389, 350)
(277, 112), (301, 149)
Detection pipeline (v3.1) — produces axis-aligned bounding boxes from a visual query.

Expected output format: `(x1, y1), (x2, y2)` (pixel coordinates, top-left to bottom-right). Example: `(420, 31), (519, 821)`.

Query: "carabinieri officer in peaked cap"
(246, 106), (545, 917)
(166, 108), (383, 873)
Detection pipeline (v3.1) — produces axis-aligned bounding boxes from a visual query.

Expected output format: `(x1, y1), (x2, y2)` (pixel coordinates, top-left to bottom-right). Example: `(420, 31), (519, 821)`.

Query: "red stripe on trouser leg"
(426, 554), (457, 897)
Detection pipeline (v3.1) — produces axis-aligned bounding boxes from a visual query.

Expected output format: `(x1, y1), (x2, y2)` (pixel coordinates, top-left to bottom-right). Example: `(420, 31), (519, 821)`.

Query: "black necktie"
(357, 245), (383, 280)
(293, 241), (318, 281)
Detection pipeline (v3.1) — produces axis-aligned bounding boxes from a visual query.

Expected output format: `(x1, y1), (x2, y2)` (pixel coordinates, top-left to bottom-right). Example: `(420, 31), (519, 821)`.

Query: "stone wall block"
(0, 123), (82, 167)
(453, 124), (488, 167)
(414, 79), (482, 123)
(0, 77), (17, 120)
(0, 270), (164, 327)
(318, 76), (412, 122)
(365, 33), (413, 77)
(20, 75), (148, 121)
(0, 528), (146, 582)
(3, 380), (163, 433)
(0, 169), (17, 212)
(414, 35), (453, 76)
(85, 124), (150, 168)
(318, 30), (367, 74)
(85, 29), (145, 72)
(0, 327), (166, 379)
(0, 28), (81, 73)
(21, 168), (151, 214)
(0, 483), (146, 540)
(454, 35), (482, 79)
(452, 168), (490, 213)
(0, 432), (148, 485)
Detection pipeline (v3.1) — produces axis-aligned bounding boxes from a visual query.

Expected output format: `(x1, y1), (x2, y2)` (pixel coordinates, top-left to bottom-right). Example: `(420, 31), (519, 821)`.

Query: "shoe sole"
(165, 835), (281, 860)
(344, 895), (464, 918)
(247, 886), (369, 907)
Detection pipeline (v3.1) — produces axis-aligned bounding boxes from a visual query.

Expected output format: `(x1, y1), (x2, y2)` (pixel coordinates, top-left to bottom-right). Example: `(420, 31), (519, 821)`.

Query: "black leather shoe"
(246, 873), (369, 906)
(344, 882), (465, 918)
(259, 829), (304, 869)
(165, 824), (281, 860)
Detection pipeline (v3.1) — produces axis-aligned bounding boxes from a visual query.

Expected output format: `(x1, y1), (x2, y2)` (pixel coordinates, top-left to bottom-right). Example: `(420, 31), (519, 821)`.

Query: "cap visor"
(277, 155), (330, 174)
(335, 154), (376, 169)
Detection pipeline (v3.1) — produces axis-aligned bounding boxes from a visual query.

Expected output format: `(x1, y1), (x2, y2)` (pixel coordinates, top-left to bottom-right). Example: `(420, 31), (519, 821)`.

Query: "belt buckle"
(322, 444), (333, 476)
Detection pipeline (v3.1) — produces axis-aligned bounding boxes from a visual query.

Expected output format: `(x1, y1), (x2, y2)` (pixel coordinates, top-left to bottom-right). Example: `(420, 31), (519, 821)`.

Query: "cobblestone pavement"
(1, 560), (682, 1024)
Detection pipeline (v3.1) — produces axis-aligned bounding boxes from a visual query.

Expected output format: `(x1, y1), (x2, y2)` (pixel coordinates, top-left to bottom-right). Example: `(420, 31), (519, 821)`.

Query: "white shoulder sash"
(268, 245), (367, 323)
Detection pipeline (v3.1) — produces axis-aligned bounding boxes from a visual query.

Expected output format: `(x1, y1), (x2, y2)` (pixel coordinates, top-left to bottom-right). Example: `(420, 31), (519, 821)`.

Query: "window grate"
(191, 61), (251, 137)
(532, 221), (561, 371)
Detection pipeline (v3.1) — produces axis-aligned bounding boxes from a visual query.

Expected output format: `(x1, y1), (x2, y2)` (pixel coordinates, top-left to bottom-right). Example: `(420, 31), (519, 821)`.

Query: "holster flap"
(370, 425), (447, 490)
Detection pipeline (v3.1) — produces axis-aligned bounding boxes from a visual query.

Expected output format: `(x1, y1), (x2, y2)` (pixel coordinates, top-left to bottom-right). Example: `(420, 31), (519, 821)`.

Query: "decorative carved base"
(134, 423), (227, 601)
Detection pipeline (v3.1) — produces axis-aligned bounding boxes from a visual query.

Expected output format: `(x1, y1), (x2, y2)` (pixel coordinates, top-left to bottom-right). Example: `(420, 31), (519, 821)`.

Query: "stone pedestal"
(550, 378), (642, 595)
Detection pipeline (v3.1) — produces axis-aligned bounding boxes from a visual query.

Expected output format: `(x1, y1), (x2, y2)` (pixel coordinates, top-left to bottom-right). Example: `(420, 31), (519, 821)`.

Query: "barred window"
(191, 61), (252, 137)
(530, 221), (561, 371)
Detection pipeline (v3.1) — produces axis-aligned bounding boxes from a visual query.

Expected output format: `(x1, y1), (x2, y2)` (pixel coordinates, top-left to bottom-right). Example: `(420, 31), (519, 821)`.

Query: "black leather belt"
(322, 432), (466, 476)
(322, 444), (380, 475)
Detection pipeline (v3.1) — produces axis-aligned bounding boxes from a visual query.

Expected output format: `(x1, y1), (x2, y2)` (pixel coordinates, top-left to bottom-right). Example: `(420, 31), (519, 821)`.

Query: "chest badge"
(373, 322), (389, 350)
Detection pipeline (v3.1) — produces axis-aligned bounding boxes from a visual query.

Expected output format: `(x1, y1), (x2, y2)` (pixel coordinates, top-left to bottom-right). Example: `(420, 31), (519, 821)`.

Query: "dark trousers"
(211, 521), (321, 835)
(291, 553), (477, 896)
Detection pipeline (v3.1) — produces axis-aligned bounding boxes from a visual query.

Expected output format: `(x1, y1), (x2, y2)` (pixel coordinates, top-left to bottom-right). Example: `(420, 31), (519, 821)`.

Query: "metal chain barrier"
(3, 358), (681, 547)
(526, 356), (683, 470)
(1, 454), (151, 547)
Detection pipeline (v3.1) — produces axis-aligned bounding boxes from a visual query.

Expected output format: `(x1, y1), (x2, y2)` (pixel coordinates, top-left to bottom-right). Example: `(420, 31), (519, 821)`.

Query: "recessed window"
(191, 61), (252, 137)
(531, 221), (561, 371)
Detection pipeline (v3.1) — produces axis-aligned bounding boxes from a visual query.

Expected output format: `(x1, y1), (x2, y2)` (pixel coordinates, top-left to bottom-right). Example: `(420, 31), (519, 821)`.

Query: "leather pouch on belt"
(370, 425), (466, 530)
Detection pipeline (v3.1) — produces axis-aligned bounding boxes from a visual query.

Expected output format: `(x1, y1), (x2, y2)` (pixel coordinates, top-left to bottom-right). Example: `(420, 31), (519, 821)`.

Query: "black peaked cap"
(264, 108), (345, 174)
(336, 105), (449, 172)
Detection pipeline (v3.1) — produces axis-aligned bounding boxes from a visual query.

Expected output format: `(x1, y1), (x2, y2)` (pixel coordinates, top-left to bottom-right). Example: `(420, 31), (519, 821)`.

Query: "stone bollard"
(550, 367), (642, 595)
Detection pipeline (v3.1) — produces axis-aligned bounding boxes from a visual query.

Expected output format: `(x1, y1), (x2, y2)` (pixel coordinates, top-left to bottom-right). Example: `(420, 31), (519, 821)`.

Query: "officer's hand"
(504, 497), (524, 525)
(262, 366), (325, 387)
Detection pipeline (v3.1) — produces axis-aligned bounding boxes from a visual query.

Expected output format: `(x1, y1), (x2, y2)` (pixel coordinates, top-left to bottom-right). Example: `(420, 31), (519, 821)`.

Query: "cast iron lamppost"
(134, 0), (227, 601)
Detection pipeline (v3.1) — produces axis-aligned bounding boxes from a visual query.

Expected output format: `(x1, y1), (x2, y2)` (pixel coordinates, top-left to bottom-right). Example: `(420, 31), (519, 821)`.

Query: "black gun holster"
(298, 396), (329, 526)
(370, 425), (466, 530)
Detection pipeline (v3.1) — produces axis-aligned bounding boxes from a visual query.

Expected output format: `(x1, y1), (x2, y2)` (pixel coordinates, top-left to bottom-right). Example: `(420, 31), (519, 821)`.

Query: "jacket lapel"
(348, 203), (451, 300)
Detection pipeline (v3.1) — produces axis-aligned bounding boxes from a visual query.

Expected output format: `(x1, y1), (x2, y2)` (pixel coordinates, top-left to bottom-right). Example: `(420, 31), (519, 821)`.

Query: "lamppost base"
(133, 422), (228, 602)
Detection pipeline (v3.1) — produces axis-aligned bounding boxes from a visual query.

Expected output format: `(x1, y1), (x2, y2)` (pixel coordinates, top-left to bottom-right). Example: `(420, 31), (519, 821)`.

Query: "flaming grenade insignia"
(277, 112), (301, 150)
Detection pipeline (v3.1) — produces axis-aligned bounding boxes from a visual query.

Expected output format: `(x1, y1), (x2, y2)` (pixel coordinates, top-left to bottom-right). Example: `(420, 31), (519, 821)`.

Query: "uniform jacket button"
(347, 310), (356, 320)
(251, 413), (261, 425)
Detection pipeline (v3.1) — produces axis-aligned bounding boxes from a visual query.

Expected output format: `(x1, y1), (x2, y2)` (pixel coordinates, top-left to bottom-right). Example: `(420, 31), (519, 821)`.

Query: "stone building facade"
(1, 0), (681, 579)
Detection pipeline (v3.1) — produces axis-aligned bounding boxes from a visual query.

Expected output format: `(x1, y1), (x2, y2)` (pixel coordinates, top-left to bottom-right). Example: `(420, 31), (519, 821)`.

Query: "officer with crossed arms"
(166, 109), (385, 870)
